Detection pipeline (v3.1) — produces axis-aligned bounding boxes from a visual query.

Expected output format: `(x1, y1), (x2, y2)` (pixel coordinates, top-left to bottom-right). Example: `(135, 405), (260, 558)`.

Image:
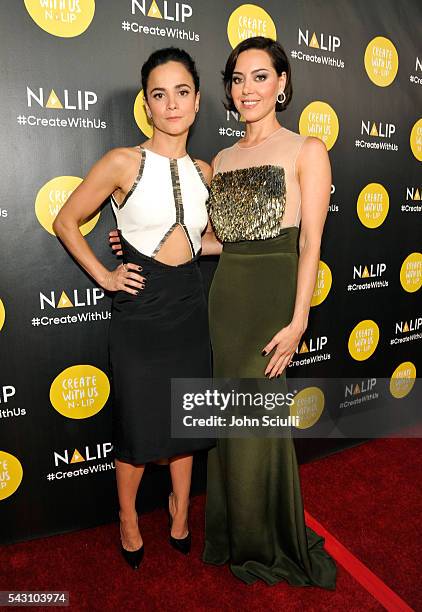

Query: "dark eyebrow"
(232, 68), (270, 76)
(150, 83), (192, 94)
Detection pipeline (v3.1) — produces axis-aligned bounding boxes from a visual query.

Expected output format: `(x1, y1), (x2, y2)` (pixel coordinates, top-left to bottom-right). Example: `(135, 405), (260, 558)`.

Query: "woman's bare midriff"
(153, 224), (194, 265)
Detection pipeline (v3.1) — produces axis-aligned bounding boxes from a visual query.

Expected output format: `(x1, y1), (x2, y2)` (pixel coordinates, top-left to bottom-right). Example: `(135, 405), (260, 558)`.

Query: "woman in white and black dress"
(54, 48), (221, 570)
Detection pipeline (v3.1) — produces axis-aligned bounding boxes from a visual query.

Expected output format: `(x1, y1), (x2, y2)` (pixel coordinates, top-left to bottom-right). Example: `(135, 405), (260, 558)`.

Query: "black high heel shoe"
(167, 492), (191, 555)
(119, 521), (144, 570)
(120, 543), (144, 570)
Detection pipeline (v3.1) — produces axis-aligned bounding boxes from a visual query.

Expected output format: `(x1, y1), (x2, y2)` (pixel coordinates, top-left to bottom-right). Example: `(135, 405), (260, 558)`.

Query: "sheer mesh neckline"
(235, 126), (284, 150)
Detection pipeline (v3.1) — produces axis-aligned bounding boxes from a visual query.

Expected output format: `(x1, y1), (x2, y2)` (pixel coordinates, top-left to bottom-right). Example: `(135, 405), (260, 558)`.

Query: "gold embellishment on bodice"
(208, 165), (286, 242)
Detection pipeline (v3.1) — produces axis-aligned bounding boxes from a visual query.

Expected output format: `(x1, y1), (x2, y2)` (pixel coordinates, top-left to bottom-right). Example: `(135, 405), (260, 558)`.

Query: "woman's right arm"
(53, 149), (145, 295)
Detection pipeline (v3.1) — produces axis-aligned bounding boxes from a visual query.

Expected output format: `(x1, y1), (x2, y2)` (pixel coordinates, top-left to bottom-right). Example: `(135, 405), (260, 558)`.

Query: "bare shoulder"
(194, 158), (213, 184)
(88, 146), (138, 180)
(297, 137), (329, 172)
(103, 146), (139, 168)
(300, 136), (328, 157)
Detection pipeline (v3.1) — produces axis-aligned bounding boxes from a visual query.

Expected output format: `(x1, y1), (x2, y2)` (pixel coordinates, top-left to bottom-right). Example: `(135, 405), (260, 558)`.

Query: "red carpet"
(300, 438), (421, 611)
(1, 438), (420, 611)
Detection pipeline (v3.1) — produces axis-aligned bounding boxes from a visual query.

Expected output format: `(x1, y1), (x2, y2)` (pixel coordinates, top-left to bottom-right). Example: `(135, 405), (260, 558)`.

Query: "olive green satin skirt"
(203, 228), (337, 588)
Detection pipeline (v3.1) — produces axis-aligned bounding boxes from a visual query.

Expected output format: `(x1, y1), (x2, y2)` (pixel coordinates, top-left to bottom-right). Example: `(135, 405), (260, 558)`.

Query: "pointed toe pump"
(119, 518), (144, 569)
(167, 492), (191, 555)
(169, 531), (191, 555)
(120, 543), (144, 569)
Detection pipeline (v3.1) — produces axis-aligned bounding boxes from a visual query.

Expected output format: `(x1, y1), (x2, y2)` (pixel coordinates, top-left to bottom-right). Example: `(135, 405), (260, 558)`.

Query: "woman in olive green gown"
(202, 37), (337, 588)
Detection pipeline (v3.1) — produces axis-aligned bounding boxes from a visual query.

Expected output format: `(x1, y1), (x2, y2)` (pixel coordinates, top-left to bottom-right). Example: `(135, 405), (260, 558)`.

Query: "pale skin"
(111, 50), (331, 381)
(225, 48), (331, 377)
(53, 60), (219, 552)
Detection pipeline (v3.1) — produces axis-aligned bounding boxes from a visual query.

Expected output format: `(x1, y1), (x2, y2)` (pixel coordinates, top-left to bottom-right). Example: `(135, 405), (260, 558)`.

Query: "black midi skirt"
(109, 234), (213, 464)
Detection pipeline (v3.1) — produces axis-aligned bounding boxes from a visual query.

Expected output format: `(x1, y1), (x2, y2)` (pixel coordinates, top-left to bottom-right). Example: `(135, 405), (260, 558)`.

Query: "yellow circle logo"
(400, 252), (422, 292)
(311, 260), (332, 306)
(357, 183), (389, 228)
(134, 90), (153, 138)
(290, 387), (324, 429)
(0, 299), (5, 332)
(50, 364), (110, 419)
(24, 0), (95, 38)
(410, 118), (422, 162)
(348, 319), (380, 361)
(35, 176), (100, 236)
(0, 451), (23, 501)
(364, 36), (399, 87)
(298, 101), (339, 150)
(227, 4), (276, 49)
(390, 361), (416, 399)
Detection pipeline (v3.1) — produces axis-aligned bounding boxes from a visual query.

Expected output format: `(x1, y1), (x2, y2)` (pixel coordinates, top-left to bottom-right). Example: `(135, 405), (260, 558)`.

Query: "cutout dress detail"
(109, 147), (212, 464)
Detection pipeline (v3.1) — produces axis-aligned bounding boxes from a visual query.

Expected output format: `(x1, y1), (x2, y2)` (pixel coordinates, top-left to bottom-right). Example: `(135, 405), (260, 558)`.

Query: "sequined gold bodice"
(208, 126), (307, 243)
(208, 165), (285, 242)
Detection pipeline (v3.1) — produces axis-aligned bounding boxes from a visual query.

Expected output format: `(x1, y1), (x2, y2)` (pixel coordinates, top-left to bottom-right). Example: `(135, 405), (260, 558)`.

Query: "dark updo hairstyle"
(222, 36), (292, 112)
(141, 47), (200, 99)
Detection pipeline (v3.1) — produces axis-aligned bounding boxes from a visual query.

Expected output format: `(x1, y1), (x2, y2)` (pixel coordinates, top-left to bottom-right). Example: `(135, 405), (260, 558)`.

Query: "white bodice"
(111, 147), (209, 258)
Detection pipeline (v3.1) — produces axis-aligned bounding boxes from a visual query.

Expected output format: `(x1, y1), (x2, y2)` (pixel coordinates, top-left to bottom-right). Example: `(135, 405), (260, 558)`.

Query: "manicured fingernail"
(262, 350), (267, 356)
(137, 266), (143, 271)
(276, 374), (280, 378)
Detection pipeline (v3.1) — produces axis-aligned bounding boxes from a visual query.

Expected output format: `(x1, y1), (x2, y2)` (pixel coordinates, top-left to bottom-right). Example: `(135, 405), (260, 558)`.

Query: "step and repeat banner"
(0, 0), (421, 544)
